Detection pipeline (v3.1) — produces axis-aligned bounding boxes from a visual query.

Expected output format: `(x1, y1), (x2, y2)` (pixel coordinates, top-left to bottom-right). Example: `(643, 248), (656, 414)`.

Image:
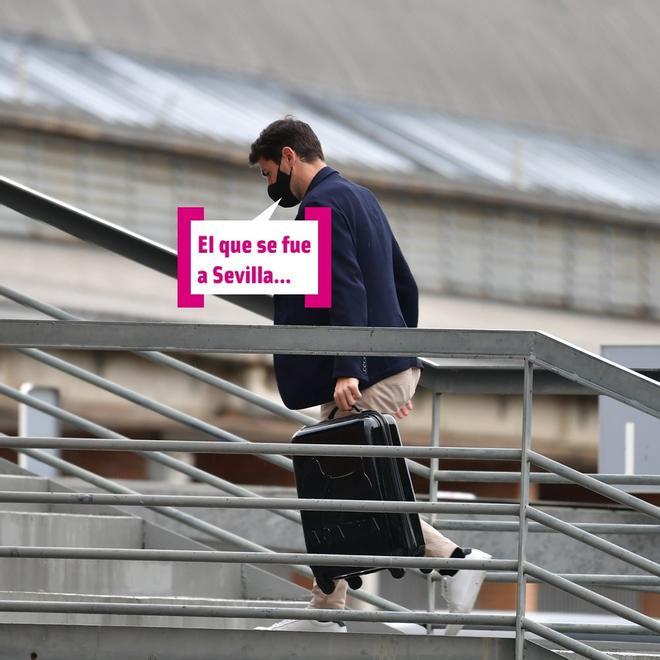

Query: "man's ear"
(281, 146), (295, 167)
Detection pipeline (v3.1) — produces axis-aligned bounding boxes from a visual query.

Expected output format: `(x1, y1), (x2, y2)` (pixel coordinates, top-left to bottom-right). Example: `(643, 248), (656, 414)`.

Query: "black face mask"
(267, 161), (300, 208)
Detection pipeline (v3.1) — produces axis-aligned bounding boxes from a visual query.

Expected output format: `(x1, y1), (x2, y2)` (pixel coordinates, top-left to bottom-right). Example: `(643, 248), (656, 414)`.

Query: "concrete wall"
(3, 126), (660, 319)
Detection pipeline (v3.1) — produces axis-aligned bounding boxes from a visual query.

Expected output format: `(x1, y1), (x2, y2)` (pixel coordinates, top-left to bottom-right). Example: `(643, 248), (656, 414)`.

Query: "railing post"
(427, 390), (441, 634)
(515, 358), (533, 659)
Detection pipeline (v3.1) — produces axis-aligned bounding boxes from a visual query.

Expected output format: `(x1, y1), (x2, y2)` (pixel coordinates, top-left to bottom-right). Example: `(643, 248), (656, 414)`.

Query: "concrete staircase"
(0, 457), (559, 660)
(2, 458), (658, 659)
(0, 458), (308, 632)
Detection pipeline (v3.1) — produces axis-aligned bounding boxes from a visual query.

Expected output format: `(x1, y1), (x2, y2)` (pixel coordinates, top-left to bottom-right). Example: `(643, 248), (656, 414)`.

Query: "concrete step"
(0, 556), (243, 598)
(0, 622), (560, 660)
(0, 474), (50, 512)
(0, 510), (143, 548)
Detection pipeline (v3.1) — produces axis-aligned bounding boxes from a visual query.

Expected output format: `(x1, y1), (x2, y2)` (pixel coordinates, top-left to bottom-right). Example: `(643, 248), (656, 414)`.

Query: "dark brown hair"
(249, 115), (324, 165)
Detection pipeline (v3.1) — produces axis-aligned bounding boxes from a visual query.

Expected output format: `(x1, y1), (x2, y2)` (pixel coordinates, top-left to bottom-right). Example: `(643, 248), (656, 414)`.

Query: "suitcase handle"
(326, 406), (394, 443)
(327, 404), (363, 419)
(325, 406), (398, 459)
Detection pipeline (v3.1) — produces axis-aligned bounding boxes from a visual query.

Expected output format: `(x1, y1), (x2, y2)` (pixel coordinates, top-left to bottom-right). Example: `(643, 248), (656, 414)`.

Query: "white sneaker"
(440, 548), (491, 636)
(254, 618), (347, 632)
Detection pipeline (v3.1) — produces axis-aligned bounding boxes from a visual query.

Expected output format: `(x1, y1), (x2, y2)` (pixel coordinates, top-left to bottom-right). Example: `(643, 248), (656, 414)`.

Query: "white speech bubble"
(190, 220), (318, 295)
(251, 199), (282, 222)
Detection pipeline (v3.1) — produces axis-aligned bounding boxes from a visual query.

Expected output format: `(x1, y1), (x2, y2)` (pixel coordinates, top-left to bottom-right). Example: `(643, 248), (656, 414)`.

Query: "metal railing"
(1, 174), (660, 658)
(2, 322), (660, 659)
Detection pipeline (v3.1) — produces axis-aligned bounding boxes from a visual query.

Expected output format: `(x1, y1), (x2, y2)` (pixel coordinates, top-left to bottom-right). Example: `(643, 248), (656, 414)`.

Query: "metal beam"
(0, 491), (520, 515)
(4, 283), (659, 398)
(432, 470), (660, 485)
(0, 176), (273, 319)
(0, 319), (535, 358)
(534, 332), (660, 420)
(2, 321), (659, 422)
(0, 436), (522, 460)
(0, 546), (516, 571)
(485, 572), (660, 587)
(0, 600), (515, 627)
(429, 519), (660, 534)
(419, 363), (660, 395)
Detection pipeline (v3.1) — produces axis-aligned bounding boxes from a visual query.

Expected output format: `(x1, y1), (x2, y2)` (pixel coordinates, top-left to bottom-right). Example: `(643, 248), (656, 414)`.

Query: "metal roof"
(1, 34), (659, 212)
(2, 0), (660, 155)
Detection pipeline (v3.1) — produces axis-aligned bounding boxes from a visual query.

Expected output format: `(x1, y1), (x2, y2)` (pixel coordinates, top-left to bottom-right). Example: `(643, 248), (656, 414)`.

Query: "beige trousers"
(309, 366), (457, 609)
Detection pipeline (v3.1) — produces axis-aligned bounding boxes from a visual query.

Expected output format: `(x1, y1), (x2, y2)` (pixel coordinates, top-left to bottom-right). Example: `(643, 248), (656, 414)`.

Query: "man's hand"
(334, 377), (362, 411)
(393, 399), (414, 420)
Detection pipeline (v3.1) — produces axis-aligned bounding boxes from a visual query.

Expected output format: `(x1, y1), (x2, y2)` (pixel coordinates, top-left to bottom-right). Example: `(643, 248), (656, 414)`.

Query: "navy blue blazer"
(273, 166), (424, 409)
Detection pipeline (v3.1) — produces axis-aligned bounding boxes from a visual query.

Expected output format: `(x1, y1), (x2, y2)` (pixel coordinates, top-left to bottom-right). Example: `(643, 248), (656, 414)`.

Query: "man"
(249, 117), (490, 634)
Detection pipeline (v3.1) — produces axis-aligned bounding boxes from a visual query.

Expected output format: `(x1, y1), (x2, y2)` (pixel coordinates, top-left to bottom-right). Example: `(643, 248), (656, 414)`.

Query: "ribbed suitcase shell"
(291, 407), (425, 593)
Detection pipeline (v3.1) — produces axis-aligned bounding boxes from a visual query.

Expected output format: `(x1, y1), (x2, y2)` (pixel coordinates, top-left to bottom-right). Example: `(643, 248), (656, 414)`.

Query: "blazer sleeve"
(392, 234), (419, 328)
(327, 205), (370, 381)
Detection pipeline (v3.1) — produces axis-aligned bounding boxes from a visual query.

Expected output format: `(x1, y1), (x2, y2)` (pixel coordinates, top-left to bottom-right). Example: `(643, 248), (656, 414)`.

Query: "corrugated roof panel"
(350, 102), (660, 210)
(0, 34), (659, 211)
(95, 49), (415, 170)
(175, 67), (416, 171)
(0, 40), (145, 124)
(349, 106), (515, 183)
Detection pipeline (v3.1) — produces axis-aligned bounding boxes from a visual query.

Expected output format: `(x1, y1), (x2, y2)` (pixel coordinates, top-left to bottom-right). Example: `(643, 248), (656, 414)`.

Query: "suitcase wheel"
(389, 568), (406, 579)
(346, 576), (363, 590)
(317, 577), (336, 595)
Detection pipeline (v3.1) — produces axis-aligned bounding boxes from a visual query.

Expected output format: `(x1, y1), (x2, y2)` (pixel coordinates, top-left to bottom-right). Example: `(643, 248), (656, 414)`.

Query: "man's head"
(249, 116), (326, 207)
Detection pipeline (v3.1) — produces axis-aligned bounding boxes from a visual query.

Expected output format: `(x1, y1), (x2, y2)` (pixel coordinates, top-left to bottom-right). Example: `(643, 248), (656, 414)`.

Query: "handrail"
(532, 332), (660, 418)
(0, 545), (514, 570)
(428, 521), (660, 534)
(2, 319), (660, 421)
(0, 436), (520, 459)
(0, 490), (519, 515)
(0, 598), (515, 627)
(484, 573), (660, 587)
(0, 176), (272, 319)
(0, 319), (536, 357)
(430, 470), (660, 485)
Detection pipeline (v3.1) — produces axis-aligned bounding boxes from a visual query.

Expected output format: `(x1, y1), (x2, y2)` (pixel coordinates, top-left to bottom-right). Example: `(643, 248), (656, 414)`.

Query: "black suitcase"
(291, 404), (425, 595)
